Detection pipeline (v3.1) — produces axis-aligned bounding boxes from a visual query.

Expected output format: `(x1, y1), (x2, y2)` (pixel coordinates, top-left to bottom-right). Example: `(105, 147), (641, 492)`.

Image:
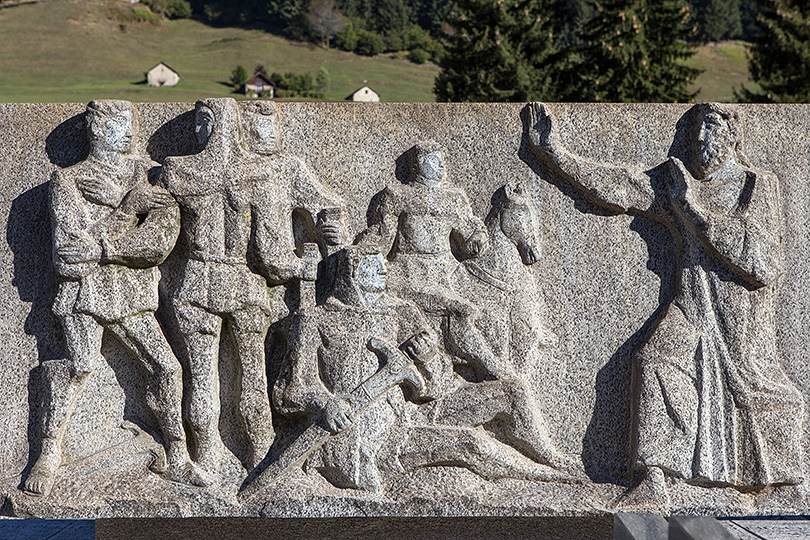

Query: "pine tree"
(434, 0), (563, 102)
(699, 0), (742, 41)
(570, 0), (701, 102)
(740, 0), (810, 102)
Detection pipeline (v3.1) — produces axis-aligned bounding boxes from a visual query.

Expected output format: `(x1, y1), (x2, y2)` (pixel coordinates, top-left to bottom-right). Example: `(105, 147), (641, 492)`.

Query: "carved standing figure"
(25, 100), (206, 496)
(161, 98), (343, 474)
(528, 102), (804, 509)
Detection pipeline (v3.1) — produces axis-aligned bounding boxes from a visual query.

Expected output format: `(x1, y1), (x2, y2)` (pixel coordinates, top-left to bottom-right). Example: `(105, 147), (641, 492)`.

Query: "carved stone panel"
(1, 101), (809, 519)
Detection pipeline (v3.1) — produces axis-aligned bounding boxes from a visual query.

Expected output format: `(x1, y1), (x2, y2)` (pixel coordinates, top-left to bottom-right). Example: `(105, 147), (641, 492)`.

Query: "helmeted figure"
(162, 98), (344, 473)
(271, 246), (578, 494)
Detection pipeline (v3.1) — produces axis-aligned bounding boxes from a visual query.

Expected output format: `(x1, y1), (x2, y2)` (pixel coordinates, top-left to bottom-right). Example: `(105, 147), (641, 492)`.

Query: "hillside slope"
(0, 2), (754, 103)
(0, 1), (439, 103)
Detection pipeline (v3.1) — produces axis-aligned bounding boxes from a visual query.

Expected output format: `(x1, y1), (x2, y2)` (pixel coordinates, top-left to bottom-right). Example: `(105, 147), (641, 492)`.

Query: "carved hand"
(58, 232), (102, 264)
(528, 102), (557, 151)
(121, 184), (175, 215)
(322, 396), (353, 434)
(522, 245), (540, 265)
(466, 232), (488, 258)
(319, 221), (343, 246)
(668, 157), (709, 225)
(402, 330), (437, 364)
(77, 176), (124, 208)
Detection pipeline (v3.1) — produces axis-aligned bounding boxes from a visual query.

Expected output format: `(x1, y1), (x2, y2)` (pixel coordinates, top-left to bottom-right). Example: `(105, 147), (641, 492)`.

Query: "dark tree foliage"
(434, 0), (563, 102)
(230, 65), (248, 91)
(739, 0), (810, 102)
(692, 0), (742, 41)
(570, 0), (701, 102)
(412, 0), (454, 36)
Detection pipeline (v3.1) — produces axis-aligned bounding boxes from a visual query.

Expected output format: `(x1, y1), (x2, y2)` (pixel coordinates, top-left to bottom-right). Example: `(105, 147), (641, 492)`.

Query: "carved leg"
(173, 301), (224, 474)
(231, 308), (274, 470)
(393, 426), (580, 483)
(409, 287), (512, 380)
(446, 312), (513, 379)
(431, 380), (578, 474)
(109, 313), (209, 487)
(24, 314), (101, 496)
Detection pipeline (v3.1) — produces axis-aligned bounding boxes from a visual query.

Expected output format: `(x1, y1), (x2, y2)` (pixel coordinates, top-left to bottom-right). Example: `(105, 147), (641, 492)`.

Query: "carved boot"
(24, 436), (62, 496)
(150, 441), (211, 487)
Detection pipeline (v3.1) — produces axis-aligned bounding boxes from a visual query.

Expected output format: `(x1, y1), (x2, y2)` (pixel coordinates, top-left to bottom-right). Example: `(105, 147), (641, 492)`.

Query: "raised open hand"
(528, 102), (557, 150)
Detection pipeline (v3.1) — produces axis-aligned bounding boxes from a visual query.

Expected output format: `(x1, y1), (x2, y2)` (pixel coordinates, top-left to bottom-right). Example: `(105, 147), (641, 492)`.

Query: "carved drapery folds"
(19, 99), (804, 516)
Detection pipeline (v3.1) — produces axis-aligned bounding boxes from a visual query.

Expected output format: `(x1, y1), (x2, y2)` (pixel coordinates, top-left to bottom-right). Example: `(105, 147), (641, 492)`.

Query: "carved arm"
(528, 103), (654, 213)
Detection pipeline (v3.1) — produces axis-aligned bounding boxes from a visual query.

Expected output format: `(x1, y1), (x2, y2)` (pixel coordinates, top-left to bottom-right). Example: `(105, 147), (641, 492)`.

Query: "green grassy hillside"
(0, 1), (439, 103)
(687, 41), (760, 102)
(0, 1), (755, 103)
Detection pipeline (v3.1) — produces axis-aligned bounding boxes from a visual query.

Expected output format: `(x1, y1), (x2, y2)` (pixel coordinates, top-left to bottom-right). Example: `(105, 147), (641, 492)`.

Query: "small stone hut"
(146, 62), (180, 87)
(345, 85), (379, 102)
(245, 72), (275, 98)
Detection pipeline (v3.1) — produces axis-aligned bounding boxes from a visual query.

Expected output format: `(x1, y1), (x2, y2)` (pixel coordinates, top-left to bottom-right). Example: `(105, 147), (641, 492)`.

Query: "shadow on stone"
(146, 110), (197, 164)
(518, 105), (678, 483)
(45, 114), (89, 168)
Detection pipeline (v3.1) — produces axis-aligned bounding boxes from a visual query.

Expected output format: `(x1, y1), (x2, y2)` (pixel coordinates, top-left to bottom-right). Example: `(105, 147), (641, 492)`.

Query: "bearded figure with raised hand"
(528, 102), (804, 511)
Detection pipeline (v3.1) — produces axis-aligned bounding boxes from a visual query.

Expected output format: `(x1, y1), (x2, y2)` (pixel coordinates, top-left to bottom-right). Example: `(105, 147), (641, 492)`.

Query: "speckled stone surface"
(0, 103), (809, 519)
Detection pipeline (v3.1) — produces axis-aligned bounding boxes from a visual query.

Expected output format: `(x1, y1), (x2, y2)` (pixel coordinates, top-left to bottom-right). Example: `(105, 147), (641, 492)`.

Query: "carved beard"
(695, 139), (732, 180)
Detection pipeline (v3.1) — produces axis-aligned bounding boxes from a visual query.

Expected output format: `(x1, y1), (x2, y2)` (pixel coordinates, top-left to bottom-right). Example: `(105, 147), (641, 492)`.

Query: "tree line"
(167, 0), (809, 102)
(435, 0), (810, 103)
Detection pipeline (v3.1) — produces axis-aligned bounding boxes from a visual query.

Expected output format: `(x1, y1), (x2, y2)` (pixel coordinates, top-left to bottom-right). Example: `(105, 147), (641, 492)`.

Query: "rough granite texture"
(0, 102), (809, 520)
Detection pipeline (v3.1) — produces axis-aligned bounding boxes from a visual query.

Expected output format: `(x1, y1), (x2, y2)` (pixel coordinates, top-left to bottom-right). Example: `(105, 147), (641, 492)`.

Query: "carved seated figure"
(25, 100), (206, 496)
(269, 246), (578, 494)
(357, 140), (517, 382)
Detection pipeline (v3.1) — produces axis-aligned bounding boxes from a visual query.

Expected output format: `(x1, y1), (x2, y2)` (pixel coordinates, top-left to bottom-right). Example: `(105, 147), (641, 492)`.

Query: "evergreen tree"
(570, 0), (701, 102)
(699, 0), (742, 41)
(740, 0), (810, 102)
(434, 0), (563, 102)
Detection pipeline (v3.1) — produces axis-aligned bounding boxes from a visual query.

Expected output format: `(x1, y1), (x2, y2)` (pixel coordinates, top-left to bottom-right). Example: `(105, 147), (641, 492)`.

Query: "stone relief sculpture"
(353, 142), (575, 477)
(528, 102), (804, 510)
(358, 141), (516, 382)
(245, 245), (574, 501)
(161, 98), (344, 476)
(15, 99), (807, 519)
(456, 181), (557, 388)
(26, 100), (205, 496)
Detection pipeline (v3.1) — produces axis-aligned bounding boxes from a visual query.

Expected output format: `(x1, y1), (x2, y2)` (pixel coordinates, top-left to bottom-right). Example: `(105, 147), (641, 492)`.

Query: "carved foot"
(526, 463), (586, 485)
(163, 461), (212, 487)
(195, 435), (230, 477)
(149, 449), (211, 487)
(23, 438), (61, 496)
(615, 466), (671, 514)
(543, 452), (583, 477)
